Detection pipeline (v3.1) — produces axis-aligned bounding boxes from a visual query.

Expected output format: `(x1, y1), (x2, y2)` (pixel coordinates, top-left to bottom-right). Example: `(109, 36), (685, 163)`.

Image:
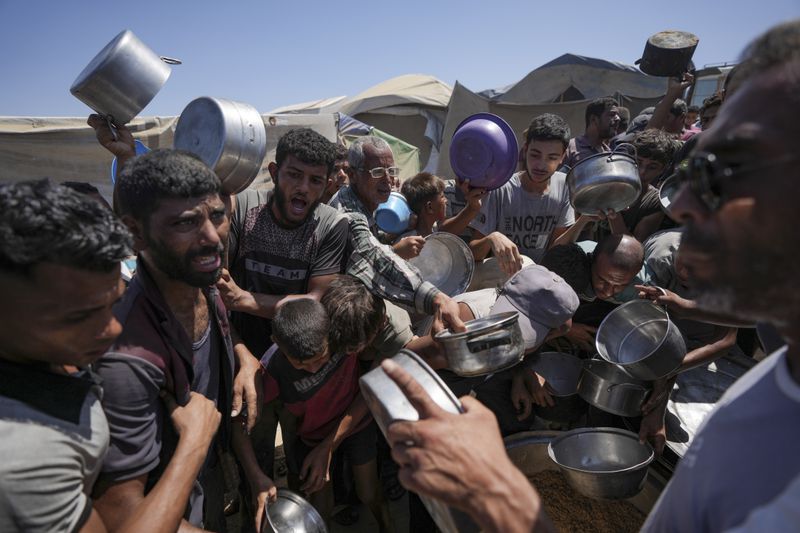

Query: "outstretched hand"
(87, 114), (135, 158)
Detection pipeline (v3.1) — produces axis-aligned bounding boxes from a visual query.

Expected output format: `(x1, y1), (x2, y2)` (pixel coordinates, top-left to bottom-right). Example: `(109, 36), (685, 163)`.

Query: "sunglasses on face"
(677, 151), (796, 211)
(360, 166), (400, 179)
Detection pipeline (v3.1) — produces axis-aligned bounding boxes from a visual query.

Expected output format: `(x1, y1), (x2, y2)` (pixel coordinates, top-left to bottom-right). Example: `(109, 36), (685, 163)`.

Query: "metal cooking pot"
(636, 30), (699, 78)
(261, 489), (327, 533)
(174, 96), (268, 195)
(527, 352), (588, 423)
(548, 427), (654, 500)
(596, 299), (687, 381)
(71, 30), (179, 126)
(578, 359), (651, 417)
(434, 311), (525, 377)
(359, 350), (478, 533)
(566, 143), (642, 214)
(408, 232), (474, 297)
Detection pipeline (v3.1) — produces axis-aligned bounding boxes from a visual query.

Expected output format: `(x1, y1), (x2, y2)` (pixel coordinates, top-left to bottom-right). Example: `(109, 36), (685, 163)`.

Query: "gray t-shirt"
(0, 369), (108, 532)
(469, 171), (574, 262)
(642, 347), (800, 532)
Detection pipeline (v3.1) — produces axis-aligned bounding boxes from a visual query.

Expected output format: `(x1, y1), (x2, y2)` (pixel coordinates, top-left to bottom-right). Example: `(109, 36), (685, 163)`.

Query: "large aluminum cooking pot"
(578, 358), (651, 417)
(566, 143), (642, 214)
(71, 30), (179, 125)
(434, 311), (525, 377)
(548, 427), (654, 500)
(174, 96), (268, 195)
(636, 30), (699, 78)
(596, 299), (686, 381)
(408, 232), (474, 297)
(360, 350), (478, 533)
(527, 352), (588, 423)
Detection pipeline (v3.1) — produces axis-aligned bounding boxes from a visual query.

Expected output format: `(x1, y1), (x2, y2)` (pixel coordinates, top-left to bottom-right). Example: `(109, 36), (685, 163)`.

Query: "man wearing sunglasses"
(330, 136), (465, 333)
(371, 21), (800, 533)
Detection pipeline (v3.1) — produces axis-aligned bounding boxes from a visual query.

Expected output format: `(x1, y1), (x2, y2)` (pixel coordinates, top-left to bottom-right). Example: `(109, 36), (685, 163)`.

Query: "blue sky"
(0, 0), (797, 117)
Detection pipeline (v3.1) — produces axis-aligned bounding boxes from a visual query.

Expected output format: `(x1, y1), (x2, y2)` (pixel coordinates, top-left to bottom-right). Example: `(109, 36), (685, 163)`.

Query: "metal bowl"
(547, 427), (654, 500)
(566, 145), (642, 214)
(527, 352), (588, 422)
(434, 312), (525, 377)
(408, 232), (474, 297)
(262, 489), (327, 533)
(596, 299), (686, 381)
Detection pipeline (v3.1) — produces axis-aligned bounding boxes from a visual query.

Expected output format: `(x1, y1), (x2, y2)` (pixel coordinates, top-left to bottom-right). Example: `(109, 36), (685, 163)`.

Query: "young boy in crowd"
(399, 172), (448, 238)
(233, 276), (393, 533)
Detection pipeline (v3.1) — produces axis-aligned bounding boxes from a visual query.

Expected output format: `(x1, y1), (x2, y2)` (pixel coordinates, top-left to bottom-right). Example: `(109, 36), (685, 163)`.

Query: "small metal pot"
(548, 427), (654, 500)
(173, 96), (268, 194)
(261, 489), (327, 533)
(636, 31), (699, 78)
(408, 232), (474, 298)
(434, 311), (525, 377)
(596, 299), (687, 381)
(565, 143), (642, 214)
(578, 359), (651, 417)
(71, 30), (178, 125)
(528, 352), (588, 423)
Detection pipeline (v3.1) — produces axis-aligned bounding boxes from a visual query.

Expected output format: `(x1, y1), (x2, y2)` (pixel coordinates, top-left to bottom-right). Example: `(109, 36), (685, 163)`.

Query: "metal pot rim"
(548, 427), (655, 475)
(434, 311), (518, 341)
(566, 149), (637, 177)
(595, 300), (675, 366)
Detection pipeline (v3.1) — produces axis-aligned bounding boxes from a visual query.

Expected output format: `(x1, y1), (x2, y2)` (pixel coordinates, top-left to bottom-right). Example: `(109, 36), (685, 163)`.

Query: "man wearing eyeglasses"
(330, 136), (465, 333)
(369, 21), (800, 533)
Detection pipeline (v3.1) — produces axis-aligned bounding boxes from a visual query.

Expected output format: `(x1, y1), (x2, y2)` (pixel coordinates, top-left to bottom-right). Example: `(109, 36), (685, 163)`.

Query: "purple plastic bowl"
(375, 192), (412, 234)
(449, 113), (518, 190)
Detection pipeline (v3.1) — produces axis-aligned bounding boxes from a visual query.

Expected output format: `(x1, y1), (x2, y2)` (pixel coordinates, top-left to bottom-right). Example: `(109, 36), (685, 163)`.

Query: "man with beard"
(468, 113), (575, 286)
(374, 20), (800, 532)
(563, 97), (620, 168)
(91, 149), (241, 531)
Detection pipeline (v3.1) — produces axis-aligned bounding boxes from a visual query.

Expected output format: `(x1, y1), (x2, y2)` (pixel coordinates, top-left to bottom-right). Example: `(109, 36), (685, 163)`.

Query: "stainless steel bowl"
(596, 299), (687, 381)
(262, 489), (327, 533)
(434, 312), (525, 377)
(578, 359), (652, 417)
(527, 352), (588, 422)
(408, 232), (474, 297)
(70, 30), (174, 125)
(547, 427), (654, 500)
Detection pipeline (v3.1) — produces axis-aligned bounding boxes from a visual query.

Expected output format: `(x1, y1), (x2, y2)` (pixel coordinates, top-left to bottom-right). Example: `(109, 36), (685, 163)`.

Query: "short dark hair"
(585, 97), (618, 128)
(594, 234), (644, 273)
(524, 113), (571, 149)
(275, 128), (337, 175)
(632, 129), (681, 166)
(737, 20), (800, 84)
(272, 298), (330, 361)
(669, 98), (688, 118)
(540, 244), (591, 296)
(334, 143), (348, 162)
(0, 179), (132, 277)
(701, 93), (723, 114)
(115, 149), (221, 223)
(687, 105), (700, 114)
(401, 172), (445, 214)
(61, 181), (100, 195)
(322, 275), (386, 354)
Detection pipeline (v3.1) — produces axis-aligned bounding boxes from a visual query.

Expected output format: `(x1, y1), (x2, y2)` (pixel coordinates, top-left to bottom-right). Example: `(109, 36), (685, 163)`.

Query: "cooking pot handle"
(160, 56), (183, 65)
(466, 330), (512, 353)
(609, 142), (637, 161)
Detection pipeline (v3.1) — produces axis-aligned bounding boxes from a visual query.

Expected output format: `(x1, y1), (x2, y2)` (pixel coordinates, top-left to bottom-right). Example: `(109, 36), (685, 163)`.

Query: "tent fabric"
(478, 53), (666, 104)
(436, 82), (661, 181)
(336, 74), (452, 117)
(268, 96), (347, 115)
(0, 114), (338, 200)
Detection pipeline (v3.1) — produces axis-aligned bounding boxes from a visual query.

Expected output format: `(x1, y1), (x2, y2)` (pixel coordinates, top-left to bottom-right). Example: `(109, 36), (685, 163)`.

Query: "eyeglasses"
(677, 151), (797, 211)
(360, 166), (400, 179)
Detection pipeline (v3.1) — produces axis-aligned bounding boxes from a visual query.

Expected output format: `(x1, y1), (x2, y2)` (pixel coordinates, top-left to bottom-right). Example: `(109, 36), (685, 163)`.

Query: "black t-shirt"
(228, 189), (349, 356)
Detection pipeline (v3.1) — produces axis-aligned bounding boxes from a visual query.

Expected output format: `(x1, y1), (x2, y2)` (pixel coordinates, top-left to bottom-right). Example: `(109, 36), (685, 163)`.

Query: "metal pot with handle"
(578, 358), (652, 417)
(434, 311), (525, 377)
(71, 30), (180, 127)
(173, 96), (268, 195)
(635, 30), (699, 78)
(565, 143), (642, 214)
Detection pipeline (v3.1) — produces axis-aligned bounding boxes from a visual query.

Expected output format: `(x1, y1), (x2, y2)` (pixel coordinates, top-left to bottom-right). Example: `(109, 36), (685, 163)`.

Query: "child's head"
(272, 298), (331, 372)
(400, 172), (447, 223)
(321, 275), (386, 355)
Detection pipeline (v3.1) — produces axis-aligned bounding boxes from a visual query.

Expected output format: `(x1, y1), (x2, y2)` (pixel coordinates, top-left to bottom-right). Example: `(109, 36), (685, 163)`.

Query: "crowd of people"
(1, 19), (798, 533)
